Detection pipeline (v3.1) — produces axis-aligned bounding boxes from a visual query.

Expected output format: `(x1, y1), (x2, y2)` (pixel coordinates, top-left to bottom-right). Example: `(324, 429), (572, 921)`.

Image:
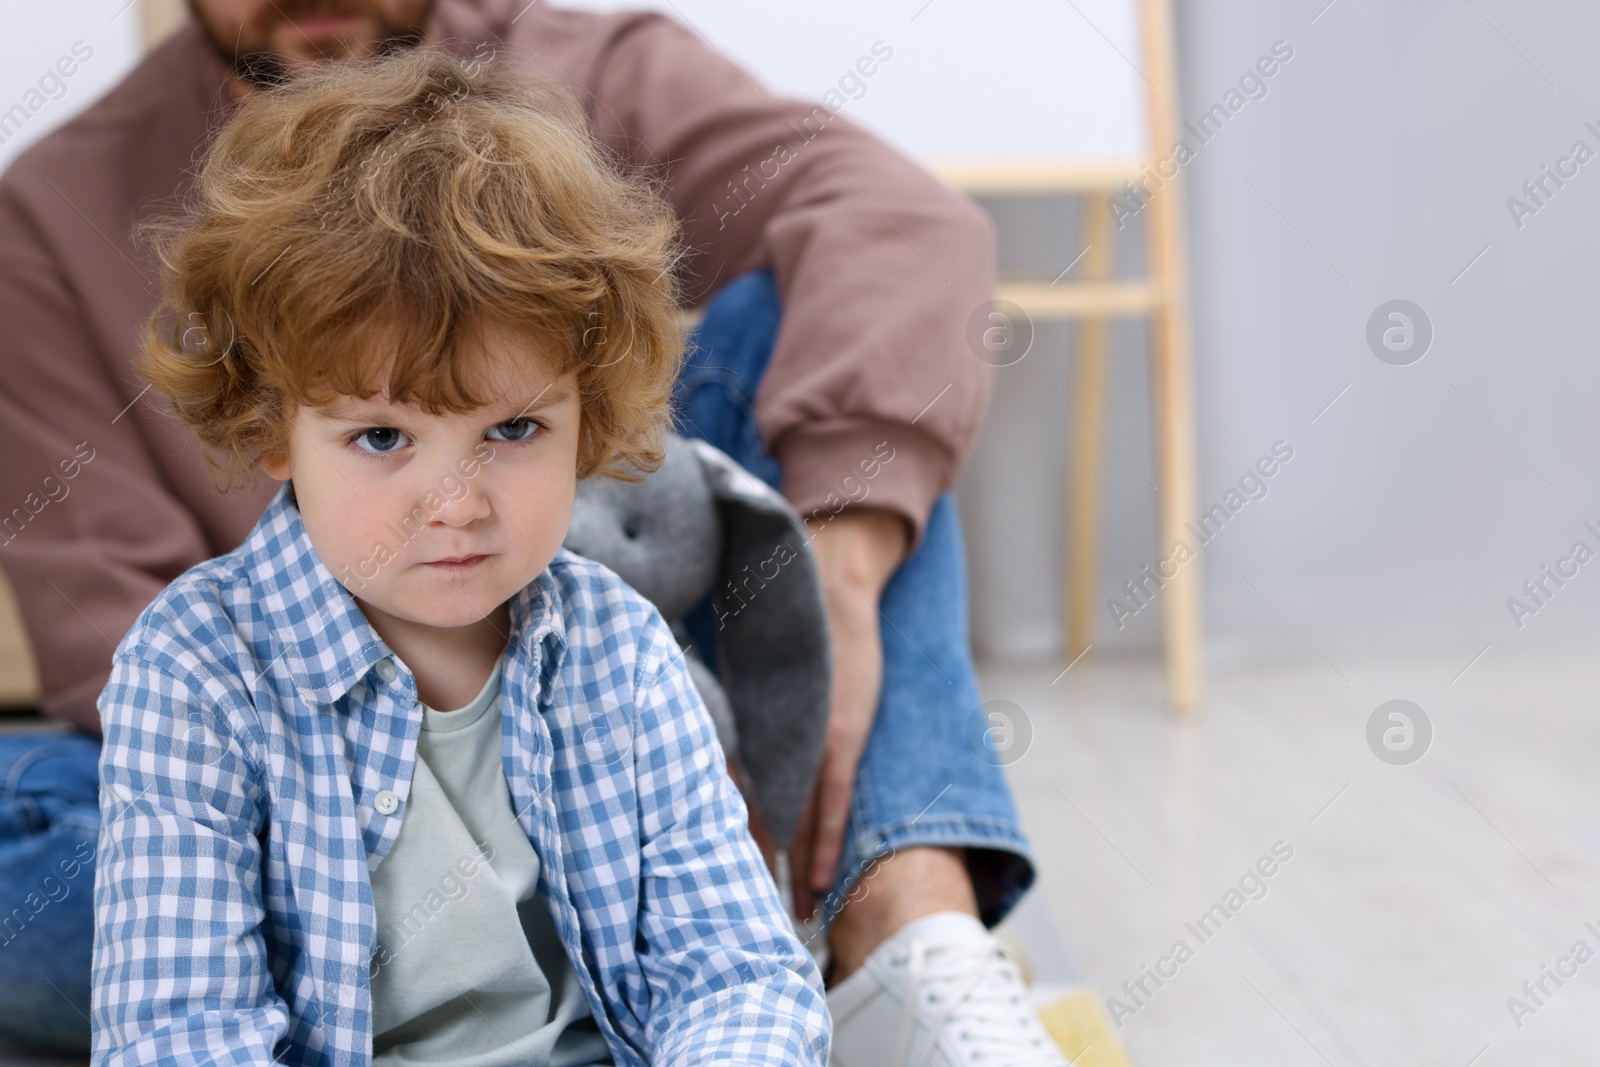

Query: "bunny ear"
(688, 438), (830, 849)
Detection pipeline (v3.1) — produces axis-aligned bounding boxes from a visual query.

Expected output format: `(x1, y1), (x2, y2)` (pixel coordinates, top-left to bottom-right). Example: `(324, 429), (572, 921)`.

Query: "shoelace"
(889, 934), (1064, 1067)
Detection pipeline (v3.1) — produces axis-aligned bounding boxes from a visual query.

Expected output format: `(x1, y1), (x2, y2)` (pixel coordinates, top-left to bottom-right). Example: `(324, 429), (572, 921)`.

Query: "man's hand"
(788, 506), (910, 921)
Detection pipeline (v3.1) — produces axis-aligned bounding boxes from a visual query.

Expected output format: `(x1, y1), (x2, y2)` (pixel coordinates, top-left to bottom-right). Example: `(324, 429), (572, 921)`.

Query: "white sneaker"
(827, 912), (1070, 1067)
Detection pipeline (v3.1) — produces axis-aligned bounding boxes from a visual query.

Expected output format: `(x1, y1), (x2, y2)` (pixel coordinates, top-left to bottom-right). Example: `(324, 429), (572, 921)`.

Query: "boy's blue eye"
(353, 427), (408, 454)
(487, 417), (540, 443)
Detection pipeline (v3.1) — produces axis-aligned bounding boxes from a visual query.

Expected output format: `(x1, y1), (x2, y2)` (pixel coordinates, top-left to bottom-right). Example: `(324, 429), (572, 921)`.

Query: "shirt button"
(375, 658), (398, 683)
(374, 790), (400, 815)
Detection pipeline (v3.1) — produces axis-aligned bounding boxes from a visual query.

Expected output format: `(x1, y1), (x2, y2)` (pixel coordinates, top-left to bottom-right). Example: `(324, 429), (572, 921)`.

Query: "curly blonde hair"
(133, 46), (686, 490)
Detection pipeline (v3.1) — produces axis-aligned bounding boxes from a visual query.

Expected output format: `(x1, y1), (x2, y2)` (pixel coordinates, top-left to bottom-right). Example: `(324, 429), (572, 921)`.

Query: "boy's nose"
(426, 473), (491, 527)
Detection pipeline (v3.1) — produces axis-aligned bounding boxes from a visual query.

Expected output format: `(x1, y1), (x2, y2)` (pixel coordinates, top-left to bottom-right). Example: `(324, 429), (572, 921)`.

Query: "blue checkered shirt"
(91, 482), (829, 1067)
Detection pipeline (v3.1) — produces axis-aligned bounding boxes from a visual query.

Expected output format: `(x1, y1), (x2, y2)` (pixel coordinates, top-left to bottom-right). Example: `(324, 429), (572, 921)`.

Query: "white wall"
(552, 0), (1144, 163)
(1164, 0), (1600, 669)
(0, 2), (144, 171)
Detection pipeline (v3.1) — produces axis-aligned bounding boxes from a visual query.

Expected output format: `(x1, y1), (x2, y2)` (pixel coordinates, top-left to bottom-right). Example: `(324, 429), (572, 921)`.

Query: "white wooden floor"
(986, 648), (1600, 1066)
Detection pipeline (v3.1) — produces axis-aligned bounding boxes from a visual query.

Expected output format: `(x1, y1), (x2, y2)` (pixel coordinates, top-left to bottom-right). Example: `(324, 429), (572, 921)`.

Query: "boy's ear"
(260, 447), (290, 482)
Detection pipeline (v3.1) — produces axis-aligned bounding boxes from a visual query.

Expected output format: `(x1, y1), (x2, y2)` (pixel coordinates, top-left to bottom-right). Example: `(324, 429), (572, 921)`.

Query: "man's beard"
(191, 4), (433, 92)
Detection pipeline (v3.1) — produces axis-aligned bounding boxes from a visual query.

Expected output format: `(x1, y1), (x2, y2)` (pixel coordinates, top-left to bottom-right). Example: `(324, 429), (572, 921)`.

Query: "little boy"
(90, 48), (828, 1067)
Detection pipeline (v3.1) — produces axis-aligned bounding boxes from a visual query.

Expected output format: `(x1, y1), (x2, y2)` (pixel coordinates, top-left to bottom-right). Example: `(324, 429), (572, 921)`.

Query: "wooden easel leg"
(1066, 196), (1113, 661)
(1141, 0), (1204, 710)
(1151, 307), (1202, 710)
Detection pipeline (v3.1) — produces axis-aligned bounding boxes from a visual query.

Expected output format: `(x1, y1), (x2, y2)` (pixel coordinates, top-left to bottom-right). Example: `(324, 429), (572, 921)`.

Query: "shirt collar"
(242, 481), (568, 705)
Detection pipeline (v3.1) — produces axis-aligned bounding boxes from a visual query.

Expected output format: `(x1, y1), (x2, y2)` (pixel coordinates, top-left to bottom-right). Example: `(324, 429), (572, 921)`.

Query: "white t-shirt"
(369, 654), (612, 1067)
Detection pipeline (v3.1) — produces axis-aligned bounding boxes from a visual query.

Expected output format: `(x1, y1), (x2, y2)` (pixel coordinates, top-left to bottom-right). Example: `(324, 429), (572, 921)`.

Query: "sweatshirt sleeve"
(0, 192), (213, 735)
(581, 15), (998, 552)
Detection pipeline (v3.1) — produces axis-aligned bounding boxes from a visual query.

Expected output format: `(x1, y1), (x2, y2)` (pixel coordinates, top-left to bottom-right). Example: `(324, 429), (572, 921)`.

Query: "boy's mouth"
(422, 554), (490, 571)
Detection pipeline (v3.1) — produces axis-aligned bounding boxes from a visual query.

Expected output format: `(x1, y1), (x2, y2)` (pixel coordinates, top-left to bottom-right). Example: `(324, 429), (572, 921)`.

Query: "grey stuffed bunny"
(562, 433), (831, 848)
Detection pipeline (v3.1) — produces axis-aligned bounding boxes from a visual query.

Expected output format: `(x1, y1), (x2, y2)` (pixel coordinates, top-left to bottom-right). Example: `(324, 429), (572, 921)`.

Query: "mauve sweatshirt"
(0, 0), (997, 733)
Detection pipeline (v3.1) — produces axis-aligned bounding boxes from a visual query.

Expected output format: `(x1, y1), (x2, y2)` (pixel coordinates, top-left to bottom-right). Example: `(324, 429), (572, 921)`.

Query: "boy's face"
(261, 319), (581, 641)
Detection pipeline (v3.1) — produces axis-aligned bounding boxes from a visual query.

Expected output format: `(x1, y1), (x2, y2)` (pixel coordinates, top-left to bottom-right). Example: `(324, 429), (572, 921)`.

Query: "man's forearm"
(807, 506), (911, 598)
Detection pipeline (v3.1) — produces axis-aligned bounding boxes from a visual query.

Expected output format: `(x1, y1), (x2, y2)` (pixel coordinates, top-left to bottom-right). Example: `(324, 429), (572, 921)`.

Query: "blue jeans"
(0, 269), (1034, 1053)
(674, 270), (1033, 929)
(0, 731), (100, 1051)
